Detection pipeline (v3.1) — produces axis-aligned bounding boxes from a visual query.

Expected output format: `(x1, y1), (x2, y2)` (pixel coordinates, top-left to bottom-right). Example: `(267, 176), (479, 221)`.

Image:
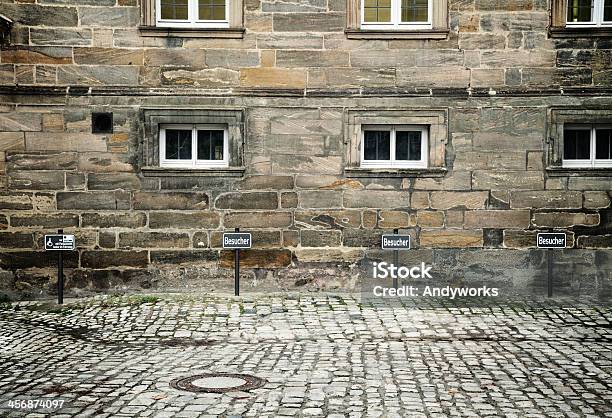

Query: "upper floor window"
(563, 125), (612, 168)
(345, 0), (447, 39)
(361, 125), (428, 169)
(160, 124), (229, 168)
(567, 0), (612, 26)
(361, 0), (432, 30)
(157, 0), (229, 28)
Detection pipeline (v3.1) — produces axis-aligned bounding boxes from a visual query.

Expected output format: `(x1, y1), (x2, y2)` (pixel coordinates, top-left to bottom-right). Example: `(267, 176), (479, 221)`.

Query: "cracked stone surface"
(0, 294), (610, 417)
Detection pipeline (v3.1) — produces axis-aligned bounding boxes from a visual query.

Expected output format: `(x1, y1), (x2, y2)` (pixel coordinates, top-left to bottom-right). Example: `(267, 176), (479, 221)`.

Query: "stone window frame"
(550, 0), (612, 37)
(346, 0), (448, 39)
(141, 108), (245, 177)
(344, 108), (448, 178)
(546, 107), (612, 176)
(140, 0), (244, 38)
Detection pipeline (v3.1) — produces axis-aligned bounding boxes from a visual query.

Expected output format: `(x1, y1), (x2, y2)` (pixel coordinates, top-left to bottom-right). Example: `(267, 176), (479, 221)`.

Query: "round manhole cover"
(170, 373), (266, 393)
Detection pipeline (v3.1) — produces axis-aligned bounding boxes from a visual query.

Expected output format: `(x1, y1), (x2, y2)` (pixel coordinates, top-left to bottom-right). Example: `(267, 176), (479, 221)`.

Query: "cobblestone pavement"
(0, 294), (610, 418)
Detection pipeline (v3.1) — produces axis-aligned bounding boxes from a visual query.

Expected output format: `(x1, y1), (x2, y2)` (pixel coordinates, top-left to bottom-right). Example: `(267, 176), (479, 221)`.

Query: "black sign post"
(537, 232), (566, 298)
(44, 230), (76, 304)
(382, 231), (411, 289)
(223, 230), (252, 296)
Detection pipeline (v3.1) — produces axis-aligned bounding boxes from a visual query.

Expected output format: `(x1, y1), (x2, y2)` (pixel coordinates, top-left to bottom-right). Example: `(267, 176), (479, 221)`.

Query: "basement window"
(345, 109), (447, 178)
(566, 0), (612, 27)
(361, 125), (428, 168)
(160, 124), (228, 168)
(142, 108), (245, 177)
(563, 125), (612, 168)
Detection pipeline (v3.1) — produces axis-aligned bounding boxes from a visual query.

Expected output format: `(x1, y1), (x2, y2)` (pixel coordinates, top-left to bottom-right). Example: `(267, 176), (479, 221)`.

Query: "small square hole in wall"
(92, 112), (113, 134)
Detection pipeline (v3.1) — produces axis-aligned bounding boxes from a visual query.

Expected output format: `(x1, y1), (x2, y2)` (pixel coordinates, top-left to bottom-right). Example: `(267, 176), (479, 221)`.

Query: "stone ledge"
(3, 85), (612, 98)
(344, 29), (449, 40)
(546, 167), (612, 177)
(138, 26), (245, 38)
(549, 26), (612, 38)
(141, 167), (245, 177)
(344, 167), (447, 178)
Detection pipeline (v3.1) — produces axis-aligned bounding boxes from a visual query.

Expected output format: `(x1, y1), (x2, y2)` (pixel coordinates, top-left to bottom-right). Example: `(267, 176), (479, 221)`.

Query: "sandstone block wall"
(0, 0), (610, 298)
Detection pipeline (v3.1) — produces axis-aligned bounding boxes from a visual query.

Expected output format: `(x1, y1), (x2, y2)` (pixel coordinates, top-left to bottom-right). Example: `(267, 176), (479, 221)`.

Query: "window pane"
(563, 129), (590, 160)
(401, 0), (429, 22)
(165, 129), (192, 160)
(567, 0), (593, 22)
(596, 129), (612, 160)
(199, 0), (226, 20)
(364, 131), (391, 160)
(396, 131), (422, 161)
(605, 0), (612, 21)
(197, 130), (224, 160)
(363, 0), (392, 22)
(161, 0), (189, 20)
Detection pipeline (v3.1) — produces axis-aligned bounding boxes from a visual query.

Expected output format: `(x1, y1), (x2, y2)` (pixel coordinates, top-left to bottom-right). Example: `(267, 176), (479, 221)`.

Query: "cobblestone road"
(0, 294), (610, 417)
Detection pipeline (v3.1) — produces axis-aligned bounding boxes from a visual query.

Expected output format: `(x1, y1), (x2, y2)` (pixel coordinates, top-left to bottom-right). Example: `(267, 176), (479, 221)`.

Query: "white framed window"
(563, 124), (612, 168)
(156, 0), (229, 28)
(360, 125), (428, 168)
(566, 0), (612, 27)
(361, 0), (432, 30)
(160, 124), (229, 168)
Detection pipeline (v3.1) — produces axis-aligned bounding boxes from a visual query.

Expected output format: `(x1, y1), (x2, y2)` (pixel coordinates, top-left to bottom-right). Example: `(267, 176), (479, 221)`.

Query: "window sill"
(345, 167), (447, 178)
(142, 166), (245, 177)
(549, 26), (612, 38)
(345, 29), (449, 39)
(139, 26), (245, 38)
(546, 166), (612, 176)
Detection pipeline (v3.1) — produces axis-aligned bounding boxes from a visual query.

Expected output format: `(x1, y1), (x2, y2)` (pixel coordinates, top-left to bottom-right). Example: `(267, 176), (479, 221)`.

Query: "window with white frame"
(156, 0), (229, 28)
(361, 125), (428, 168)
(566, 0), (612, 26)
(563, 125), (612, 168)
(160, 124), (228, 168)
(361, 0), (432, 29)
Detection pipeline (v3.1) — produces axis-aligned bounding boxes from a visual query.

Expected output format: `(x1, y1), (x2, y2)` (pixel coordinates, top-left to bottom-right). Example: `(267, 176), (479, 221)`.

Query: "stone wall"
(0, 0), (610, 299)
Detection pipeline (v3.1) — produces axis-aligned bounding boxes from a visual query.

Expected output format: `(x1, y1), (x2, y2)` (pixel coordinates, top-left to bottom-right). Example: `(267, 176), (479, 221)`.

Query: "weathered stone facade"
(0, 0), (610, 298)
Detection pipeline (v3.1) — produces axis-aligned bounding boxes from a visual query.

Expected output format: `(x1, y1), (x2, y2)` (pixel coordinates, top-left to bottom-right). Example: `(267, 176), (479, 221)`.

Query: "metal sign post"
(381, 232), (411, 289)
(536, 232), (566, 298)
(44, 230), (76, 304)
(222, 230), (252, 297)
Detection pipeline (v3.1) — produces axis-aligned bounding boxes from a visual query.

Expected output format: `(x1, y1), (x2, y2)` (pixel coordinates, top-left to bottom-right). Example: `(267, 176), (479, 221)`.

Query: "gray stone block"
(57, 191), (131, 210)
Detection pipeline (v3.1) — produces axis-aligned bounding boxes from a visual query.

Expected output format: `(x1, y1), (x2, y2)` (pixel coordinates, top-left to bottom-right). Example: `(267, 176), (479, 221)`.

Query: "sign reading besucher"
(44, 234), (76, 251)
(223, 233), (252, 249)
(537, 232), (566, 249)
(381, 234), (411, 250)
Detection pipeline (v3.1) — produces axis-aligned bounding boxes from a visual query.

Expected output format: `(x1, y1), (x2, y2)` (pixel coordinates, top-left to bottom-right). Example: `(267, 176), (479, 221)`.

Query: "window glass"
(401, 0), (428, 22)
(161, 0), (189, 20)
(396, 131), (421, 160)
(165, 129), (192, 160)
(605, 0), (612, 20)
(364, 131), (391, 160)
(567, 0), (594, 22)
(596, 128), (612, 159)
(197, 130), (224, 160)
(563, 129), (591, 160)
(364, 0), (392, 23)
(199, 0), (226, 20)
